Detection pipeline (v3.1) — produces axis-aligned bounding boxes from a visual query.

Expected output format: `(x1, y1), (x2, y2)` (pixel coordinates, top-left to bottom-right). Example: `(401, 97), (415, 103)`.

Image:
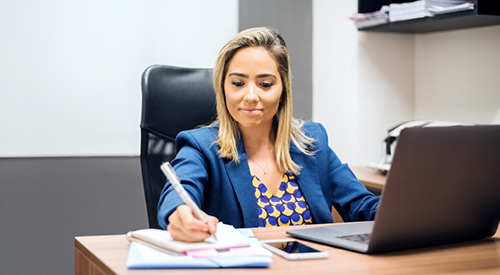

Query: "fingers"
(206, 214), (219, 235)
(167, 205), (218, 242)
(168, 205), (208, 242)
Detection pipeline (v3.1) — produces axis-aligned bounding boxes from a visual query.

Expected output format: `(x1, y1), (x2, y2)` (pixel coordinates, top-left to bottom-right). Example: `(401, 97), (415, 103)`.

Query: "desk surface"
(75, 224), (500, 275)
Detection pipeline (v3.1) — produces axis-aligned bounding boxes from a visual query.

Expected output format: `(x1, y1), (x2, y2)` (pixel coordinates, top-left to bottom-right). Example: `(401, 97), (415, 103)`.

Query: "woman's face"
(224, 47), (283, 131)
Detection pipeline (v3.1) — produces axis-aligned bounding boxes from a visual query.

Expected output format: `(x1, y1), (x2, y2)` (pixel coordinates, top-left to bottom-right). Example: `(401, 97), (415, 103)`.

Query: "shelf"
(358, 0), (500, 33)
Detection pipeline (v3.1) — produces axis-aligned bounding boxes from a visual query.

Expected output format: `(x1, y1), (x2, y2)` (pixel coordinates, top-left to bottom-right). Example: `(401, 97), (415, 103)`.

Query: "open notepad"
(126, 223), (272, 269)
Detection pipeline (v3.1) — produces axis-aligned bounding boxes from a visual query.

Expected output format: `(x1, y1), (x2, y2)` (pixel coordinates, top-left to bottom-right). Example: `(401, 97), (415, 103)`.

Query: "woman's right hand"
(167, 204), (219, 242)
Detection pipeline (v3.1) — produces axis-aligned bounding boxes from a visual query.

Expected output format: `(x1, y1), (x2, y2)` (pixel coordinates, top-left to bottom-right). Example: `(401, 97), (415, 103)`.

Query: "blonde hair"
(212, 27), (314, 174)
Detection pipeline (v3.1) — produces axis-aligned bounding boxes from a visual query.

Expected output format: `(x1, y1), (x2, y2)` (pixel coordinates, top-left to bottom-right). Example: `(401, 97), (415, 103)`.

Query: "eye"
(260, 82), (273, 88)
(232, 81), (244, 87)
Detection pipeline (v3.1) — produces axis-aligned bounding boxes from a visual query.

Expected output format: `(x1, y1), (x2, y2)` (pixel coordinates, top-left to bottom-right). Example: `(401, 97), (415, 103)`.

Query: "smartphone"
(260, 239), (328, 260)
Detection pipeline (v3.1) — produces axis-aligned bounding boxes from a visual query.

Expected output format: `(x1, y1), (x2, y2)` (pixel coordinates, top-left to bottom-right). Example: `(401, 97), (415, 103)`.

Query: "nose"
(243, 83), (259, 102)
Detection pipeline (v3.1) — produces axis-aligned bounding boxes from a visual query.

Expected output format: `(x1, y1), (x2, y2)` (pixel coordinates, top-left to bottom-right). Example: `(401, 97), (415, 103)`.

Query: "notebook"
(126, 241), (272, 269)
(287, 125), (500, 254)
(126, 223), (251, 255)
(126, 224), (273, 269)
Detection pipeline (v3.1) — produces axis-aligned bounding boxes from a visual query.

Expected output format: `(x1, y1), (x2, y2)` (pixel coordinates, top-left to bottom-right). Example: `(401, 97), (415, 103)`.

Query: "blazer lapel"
(224, 139), (259, 228)
(290, 143), (332, 223)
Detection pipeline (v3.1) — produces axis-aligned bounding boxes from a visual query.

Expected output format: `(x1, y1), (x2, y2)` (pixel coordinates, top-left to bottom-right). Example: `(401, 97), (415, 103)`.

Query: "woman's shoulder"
(300, 121), (328, 138)
(176, 124), (219, 145)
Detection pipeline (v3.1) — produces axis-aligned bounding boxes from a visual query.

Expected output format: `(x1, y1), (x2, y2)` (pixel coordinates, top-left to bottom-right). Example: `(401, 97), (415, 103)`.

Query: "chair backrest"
(140, 65), (216, 228)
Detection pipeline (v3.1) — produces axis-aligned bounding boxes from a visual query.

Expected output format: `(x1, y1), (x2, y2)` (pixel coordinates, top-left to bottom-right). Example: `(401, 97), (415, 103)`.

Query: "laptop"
(287, 125), (500, 254)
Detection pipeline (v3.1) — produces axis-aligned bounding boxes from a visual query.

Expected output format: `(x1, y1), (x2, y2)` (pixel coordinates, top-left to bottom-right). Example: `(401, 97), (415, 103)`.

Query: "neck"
(239, 123), (276, 155)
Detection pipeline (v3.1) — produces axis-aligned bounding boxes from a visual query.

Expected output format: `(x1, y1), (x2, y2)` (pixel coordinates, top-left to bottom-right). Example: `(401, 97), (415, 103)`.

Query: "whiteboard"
(0, 0), (238, 157)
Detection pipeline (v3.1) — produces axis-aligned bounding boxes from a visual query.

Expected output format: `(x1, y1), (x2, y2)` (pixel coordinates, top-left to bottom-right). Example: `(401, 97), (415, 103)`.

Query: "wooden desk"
(75, 224), (500, 275)
(351, 166), (386, 194)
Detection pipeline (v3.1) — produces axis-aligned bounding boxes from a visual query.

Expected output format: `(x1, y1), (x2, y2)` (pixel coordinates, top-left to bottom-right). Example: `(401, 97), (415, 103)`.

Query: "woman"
(157, 27), (379, 242)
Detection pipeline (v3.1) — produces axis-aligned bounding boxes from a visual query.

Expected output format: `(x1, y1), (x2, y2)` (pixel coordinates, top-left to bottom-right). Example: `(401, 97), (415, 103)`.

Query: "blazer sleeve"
(315, 123), (379, 222)
(156, 129), (214, 229)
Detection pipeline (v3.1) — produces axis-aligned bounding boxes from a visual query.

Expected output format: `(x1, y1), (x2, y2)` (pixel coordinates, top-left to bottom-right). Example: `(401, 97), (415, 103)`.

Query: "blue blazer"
(157, 122), (379, 229)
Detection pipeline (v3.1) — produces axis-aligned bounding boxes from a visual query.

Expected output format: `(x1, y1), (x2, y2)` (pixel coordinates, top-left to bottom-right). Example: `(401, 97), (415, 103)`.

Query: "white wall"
(313, 0), (500, 166)
(0, 0), (238, 157)
(415, 25), (500, 124)
(313, 0), (414, 165)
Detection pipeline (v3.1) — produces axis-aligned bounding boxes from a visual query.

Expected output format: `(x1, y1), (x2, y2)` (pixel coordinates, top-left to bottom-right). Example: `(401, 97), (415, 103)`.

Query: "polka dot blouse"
(253, 171), (313, 227)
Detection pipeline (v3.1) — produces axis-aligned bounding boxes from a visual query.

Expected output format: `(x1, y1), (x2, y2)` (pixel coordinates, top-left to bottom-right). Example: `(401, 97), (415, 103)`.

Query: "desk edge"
(75, 237), (118, 275)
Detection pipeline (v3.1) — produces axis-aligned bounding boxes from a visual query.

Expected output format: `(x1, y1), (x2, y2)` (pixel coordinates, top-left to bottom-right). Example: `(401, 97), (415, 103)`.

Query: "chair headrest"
(140, 65), (217, 139)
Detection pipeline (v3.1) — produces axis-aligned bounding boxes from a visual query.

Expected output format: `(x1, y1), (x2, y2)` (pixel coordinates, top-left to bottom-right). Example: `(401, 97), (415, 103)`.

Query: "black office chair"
(140, 65), (217, 228)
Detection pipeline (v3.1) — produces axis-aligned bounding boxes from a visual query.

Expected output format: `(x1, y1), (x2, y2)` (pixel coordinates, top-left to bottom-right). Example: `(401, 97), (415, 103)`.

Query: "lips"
(240, 108), (262, 115)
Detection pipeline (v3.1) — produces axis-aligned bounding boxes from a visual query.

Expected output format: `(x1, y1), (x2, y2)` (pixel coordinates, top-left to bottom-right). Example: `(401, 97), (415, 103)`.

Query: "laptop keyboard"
(336, 233), (371, 244)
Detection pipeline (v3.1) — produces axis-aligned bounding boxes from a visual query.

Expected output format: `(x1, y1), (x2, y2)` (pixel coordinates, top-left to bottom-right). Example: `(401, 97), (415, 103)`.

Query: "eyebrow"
(228, 72), (277, 79)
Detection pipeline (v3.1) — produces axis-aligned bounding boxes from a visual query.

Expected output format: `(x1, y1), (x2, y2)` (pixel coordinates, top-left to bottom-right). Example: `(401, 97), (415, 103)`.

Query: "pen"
(160, 162), (218, 242)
